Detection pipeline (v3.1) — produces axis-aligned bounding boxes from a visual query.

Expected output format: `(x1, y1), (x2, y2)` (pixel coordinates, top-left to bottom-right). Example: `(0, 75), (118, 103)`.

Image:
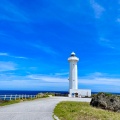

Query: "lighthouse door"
(75, 92), (78, 97)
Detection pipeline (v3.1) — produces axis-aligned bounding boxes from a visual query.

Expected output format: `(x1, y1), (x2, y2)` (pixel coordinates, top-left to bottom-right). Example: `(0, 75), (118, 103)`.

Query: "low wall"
(69, 89), (91, 97)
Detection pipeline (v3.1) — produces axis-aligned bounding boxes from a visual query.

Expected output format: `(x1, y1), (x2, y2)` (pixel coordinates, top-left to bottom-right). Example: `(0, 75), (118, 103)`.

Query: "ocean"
(0, 90), (120, 95)
(0, 90), (69, 95)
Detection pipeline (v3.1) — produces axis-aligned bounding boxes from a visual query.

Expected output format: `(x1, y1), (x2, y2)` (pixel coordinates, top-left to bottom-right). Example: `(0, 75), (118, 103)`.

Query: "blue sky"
(0, 0), (120, 93)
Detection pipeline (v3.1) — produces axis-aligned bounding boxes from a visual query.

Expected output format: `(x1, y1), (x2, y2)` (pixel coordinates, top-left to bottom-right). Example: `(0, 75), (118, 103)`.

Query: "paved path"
(0, 97), (91, 120)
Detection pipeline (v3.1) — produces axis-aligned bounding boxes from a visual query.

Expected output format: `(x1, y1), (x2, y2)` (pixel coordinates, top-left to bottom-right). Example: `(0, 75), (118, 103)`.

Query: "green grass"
(54, 101), (120, 120)
(0, 100), (20, 106)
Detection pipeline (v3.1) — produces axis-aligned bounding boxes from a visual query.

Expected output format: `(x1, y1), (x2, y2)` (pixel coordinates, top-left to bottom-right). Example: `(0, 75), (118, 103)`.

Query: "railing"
(0, 94), (41, 101)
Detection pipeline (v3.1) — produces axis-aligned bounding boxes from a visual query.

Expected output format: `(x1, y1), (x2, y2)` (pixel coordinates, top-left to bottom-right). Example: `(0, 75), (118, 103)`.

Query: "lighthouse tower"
(68, 52), (91, 97)
(68, 52), (79, 92)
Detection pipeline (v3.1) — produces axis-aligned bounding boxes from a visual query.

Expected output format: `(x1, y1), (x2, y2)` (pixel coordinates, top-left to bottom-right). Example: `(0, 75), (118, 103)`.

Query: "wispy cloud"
(13, 56), (27, 59)
(116, 18), (120, 22)
(0, 73), (68, 90)
(79, 72), (120, 86)
(0, 52), (9, 56)
(0, 79), (67, 90)
(0, 72), (120, 91)
(0, 52), (27, 59)
(0, 61), (17, 71)
(0, 0), (29, 22)
(79, 78), (120, 86)
(27, 74), (68, 83)
(31, 44), (58, 55)
(0, 73), (68, 83)
(1, 71), (119, 86)
(54, 72), (69, 76)
(90, 0), (105, 18)
(85, 72), (105, 78)
(98, 37), (114, 49)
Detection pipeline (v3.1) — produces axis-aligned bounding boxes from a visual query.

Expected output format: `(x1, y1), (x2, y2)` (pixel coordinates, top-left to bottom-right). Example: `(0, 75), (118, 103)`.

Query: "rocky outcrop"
(90, 92), (120, 112)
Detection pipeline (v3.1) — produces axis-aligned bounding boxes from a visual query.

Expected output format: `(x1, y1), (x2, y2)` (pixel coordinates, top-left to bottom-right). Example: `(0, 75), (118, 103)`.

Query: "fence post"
(15, 95), (17, 100)
(10, 95), (12, 101)
(19, 95), (20, 100)
(22, 95), (23, 99)
(4, 95), (6, 100)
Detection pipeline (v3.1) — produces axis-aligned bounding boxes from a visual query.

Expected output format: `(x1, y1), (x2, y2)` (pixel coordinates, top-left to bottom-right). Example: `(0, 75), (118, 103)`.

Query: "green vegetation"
(0, 100), (20, 106)
(97, 92), (112, 96)
(91, 92), (113, 97)
(0, 93), (52, 106)
(54, 101), (120, 120)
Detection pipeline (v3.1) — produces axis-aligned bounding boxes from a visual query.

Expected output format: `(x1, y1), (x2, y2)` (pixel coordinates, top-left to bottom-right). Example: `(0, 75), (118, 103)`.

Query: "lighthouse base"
(68, 89), (91, 98)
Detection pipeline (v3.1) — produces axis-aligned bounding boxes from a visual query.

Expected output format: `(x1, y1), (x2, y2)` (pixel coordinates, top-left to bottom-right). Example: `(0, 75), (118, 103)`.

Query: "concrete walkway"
(0, 97), (91, 120)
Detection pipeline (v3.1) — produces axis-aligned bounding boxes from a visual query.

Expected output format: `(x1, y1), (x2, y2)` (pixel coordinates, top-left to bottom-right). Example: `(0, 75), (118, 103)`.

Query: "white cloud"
(14, 56), (27, 59)
(54, 72), (69, 76)
(0, 74), (68, 90)
(0, 61), (17, 71)
(0, 73), (68, 83)
(79, 78), (120, 86)
(0, 79), (67, 90)
(27, 74), (68, 83)
(0, 52), (27, 59)
(90, 0), (105, 18)
(116, 18), (120, 22)
(79, 72), (120, 86)
(0, 72), (120, 91)
(86, 72), (104, 78)
(0, 72), (120, 87)
(0, 52), (9, 56)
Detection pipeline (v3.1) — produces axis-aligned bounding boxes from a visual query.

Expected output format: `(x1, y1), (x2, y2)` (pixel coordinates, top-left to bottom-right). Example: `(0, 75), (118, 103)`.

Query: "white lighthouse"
(68, 52), (79, 90)
(68, 52), (91, 97)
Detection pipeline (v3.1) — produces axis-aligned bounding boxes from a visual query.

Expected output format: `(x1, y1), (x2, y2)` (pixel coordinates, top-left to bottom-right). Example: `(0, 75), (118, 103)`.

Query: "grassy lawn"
(54, 101), (120, 120)
(0, 100), (21, 106)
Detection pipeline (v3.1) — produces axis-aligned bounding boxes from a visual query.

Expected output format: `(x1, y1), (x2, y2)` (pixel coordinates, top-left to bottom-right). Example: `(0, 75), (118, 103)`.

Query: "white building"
(68, 52), (91, 97)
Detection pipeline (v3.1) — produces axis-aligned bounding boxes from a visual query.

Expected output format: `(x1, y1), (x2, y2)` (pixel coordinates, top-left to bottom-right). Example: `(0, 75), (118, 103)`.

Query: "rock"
(90, 92), (120, 112)
(98, 100), (107, 109)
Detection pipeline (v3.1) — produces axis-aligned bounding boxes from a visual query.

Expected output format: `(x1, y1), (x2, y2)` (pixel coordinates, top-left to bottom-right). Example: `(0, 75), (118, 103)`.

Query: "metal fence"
(0, 94), (40, 100)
